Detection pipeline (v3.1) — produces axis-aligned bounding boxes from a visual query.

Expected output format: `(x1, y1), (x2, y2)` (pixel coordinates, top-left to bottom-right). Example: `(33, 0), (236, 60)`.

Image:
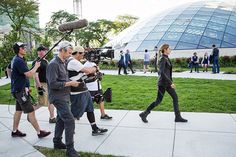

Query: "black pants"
(127, 63), (134, 73)
(118, 65), (127, 74)
(146, 85), (180, 115)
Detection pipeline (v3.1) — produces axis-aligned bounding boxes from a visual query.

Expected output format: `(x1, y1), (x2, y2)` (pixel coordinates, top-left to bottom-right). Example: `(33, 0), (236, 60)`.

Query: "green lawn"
(1, 75), (236, 113)
(35, 146), (116, 157)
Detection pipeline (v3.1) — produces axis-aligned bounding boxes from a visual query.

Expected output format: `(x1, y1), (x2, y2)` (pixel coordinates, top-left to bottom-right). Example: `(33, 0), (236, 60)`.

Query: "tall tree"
(0, 0), (39, 40)
(0, 0), (39, 68)
(45, 10), (78, 42)
(113, 15), (138, 34)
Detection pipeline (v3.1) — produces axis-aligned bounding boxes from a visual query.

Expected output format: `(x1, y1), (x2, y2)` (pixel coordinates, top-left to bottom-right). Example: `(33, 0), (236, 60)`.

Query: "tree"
(77, 19), (116, 47)
(45, 10), (78, 42)
(0, 0), (39, 40)
(113, 15), (138, 34)
(0, 0), (39, 68)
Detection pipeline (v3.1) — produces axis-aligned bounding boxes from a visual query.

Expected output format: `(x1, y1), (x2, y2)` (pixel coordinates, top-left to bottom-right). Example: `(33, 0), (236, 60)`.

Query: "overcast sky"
(38, 0), (201, 28)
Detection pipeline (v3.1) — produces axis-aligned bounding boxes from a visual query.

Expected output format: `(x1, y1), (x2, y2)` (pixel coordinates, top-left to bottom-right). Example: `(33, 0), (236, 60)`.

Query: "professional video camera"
(85, 46), (114, 64)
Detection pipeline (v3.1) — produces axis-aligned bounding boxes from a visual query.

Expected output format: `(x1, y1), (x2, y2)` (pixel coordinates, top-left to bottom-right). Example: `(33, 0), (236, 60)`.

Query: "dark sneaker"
(38, 130), (51, 138)
(49, 117), (56, 123)
(54, 141), (66, 149)
(101, 114), (112, 120)
(92, 128), (108, 136)
(11, 130), (26, 137)
(66, 148), (80, 157)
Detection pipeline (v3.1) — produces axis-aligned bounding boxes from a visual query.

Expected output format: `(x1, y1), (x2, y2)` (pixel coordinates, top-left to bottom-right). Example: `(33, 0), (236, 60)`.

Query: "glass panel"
(210, 16), (228, 25)
(215, 8), (231, 15)
(138, 26), (155, 34)
(156, 40), (178, 49)
(198, 10), (214, 16)
(180, 33), (201, 44)
(182, 9), (199, 14)
(175, 42), (198, 50)
(168, 25), (188, 32)
(185, 26), (205, 35)
(223, 33), (236, 45)
(158, 19), (175, 25)
(193, 14), (211, 21)
(153, 25), (170, 32)
(197, 45), (208, 49)
(172, 19), (191, 26)
(137, 40), (159, 51)
(162, 32), (182, 41)
(200, 7), (215, 12)
(225, 26), (236, 36)
(221, 41), (236, 48)
(229, 15), (236, 22)
(206, 22), (226, 32)
(203, 28), (224, 40)
(145, 32), (165, 40)
(178, 14), (195, 19)
(213, 11), (230, 19)
(130, 33), (149, 42)
(125, 41), (142, 52)
(228, 20), (236, 28)
(199, 36), (221, 48)
(189, 19), (208, 28)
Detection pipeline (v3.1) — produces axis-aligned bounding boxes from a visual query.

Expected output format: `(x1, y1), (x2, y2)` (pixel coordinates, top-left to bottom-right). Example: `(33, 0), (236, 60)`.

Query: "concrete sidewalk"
(0, 105), (236, 157)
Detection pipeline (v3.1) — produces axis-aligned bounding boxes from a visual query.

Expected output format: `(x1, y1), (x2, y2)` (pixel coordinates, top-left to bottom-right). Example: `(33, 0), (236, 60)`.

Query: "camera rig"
(85, 46), (114, 64)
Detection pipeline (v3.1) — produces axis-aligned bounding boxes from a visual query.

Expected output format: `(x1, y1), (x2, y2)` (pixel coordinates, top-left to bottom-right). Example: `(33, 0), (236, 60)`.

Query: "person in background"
(212, 44), (220, 73)
(143, 49), (150, 73)
(47, 41), (80, 157)
(125, 49), (135, 74)
(201, 52), (209, 72)
(190, 52), (199, 73)
(11, 42), (51, 138)
(118, 50), (128, 75)
(33, 45), (56, 123)
(139, 44), (187, 123)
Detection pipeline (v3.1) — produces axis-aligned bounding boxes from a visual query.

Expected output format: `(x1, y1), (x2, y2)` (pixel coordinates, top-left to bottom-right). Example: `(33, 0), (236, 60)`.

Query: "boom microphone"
(58, 19), (88, 32)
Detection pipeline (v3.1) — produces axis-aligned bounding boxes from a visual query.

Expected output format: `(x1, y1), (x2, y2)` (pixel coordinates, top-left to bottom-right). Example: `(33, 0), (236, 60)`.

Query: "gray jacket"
(46, 56), (70, 103)
(158, 54), (173, 87)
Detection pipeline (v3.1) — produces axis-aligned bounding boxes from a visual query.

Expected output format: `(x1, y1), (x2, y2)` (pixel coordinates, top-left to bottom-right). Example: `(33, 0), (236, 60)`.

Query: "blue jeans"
(70, 91), (94, 118)
(53, 99), (75, 147)
(212, 58), (220, 73)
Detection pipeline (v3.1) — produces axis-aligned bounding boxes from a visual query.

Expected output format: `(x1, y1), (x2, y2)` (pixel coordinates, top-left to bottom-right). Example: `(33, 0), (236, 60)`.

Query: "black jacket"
(158, 54), (173, 87)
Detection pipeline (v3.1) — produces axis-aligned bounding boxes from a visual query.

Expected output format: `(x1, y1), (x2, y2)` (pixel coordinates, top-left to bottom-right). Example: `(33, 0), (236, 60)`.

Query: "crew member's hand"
(25, 87), (29, 95)
(69, 80), (80, 87)
(171, 83), (176, 89)
(34, 61), (41, 69)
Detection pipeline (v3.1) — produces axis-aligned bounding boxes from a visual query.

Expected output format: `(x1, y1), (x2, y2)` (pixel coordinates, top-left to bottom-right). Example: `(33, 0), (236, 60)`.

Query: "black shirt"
(32, 57), (48, 83)
(11, 55), (30, 93)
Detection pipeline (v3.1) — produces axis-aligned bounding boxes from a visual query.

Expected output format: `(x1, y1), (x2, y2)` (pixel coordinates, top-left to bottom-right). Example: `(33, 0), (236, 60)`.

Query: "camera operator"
(11, 42), (51, 138)
(84, 51), (112, 120)
(32, 45), (56, 123)
(46, 41), (80, 157)
(67, 45), (108, 136)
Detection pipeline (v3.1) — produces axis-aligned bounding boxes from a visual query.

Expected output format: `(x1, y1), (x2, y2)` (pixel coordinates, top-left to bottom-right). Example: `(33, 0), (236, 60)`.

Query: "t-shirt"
(144, 53), (150, 62)
(32, 57), (48, 83)
(84, 61), (101, 91)
(11, 55), (30, 93)
(67, 57), (88, 95)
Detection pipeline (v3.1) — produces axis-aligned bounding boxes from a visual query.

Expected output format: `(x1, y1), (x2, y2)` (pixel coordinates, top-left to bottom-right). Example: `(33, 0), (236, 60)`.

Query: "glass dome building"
(106, 0), (236, 58)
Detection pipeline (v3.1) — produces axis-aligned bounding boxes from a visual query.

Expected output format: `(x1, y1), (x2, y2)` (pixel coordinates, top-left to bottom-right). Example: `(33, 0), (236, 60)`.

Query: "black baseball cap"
(37, 45), (48, 51)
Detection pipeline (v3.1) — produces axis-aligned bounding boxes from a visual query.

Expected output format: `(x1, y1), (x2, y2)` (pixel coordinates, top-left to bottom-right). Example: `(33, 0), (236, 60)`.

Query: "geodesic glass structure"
(106, 1), (236, 52)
